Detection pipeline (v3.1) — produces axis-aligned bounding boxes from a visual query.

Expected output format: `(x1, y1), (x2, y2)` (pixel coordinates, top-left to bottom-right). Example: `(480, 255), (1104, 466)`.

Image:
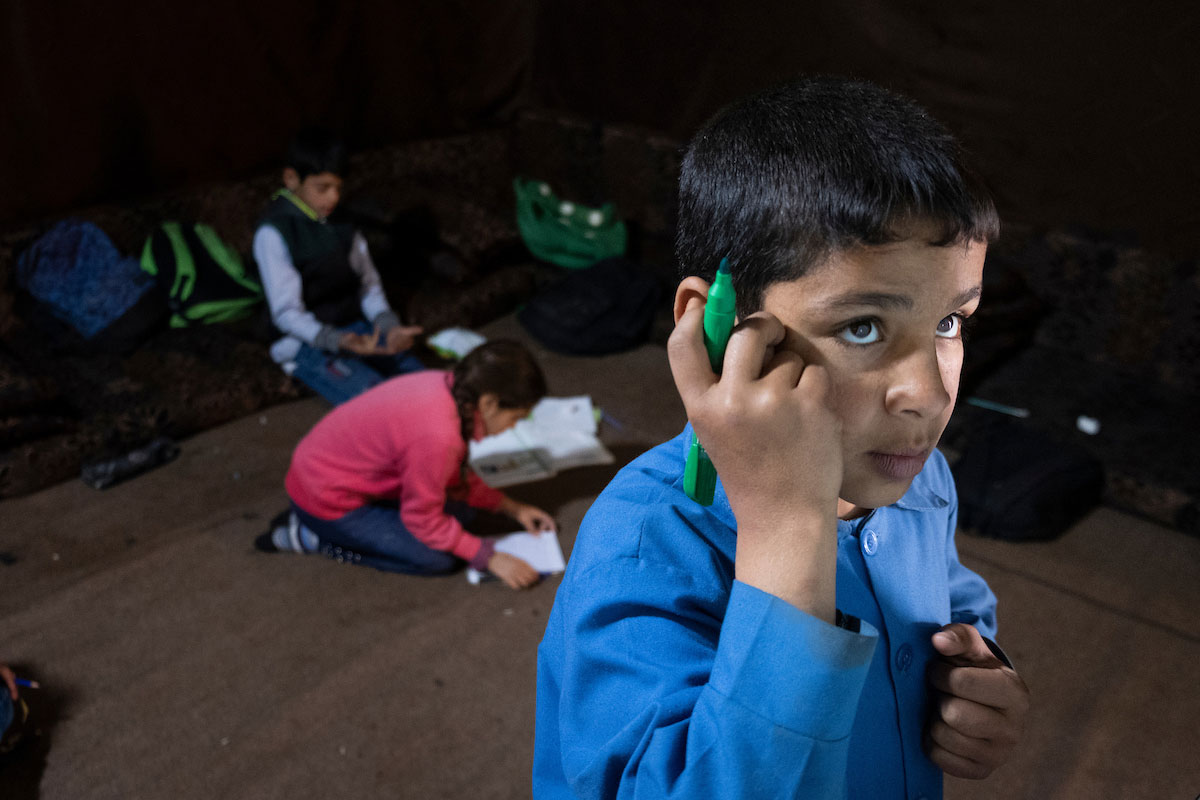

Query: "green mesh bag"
(140, 222), (263, 327)
(514, 178), (628, 269)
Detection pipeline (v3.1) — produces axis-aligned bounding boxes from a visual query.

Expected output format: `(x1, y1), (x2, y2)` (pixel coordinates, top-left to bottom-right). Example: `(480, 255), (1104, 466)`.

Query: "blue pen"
(15, 677), (40, 689)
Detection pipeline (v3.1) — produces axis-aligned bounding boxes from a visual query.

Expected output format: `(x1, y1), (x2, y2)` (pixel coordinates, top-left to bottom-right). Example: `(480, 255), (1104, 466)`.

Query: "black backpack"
(952, 416), (1105, 541)
(517, 257), (661, 355)
(140, 222), (263, 327)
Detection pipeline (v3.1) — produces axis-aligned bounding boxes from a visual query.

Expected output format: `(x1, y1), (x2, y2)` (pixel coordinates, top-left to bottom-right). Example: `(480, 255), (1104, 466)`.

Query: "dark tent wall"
(2, 1), (1198, 256)
(0, 0), (535, 225)
(533, 1), (1200, 256)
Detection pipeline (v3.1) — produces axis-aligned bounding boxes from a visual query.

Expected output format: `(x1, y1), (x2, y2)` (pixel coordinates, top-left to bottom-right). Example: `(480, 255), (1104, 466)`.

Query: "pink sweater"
(285, 370), (504, 564)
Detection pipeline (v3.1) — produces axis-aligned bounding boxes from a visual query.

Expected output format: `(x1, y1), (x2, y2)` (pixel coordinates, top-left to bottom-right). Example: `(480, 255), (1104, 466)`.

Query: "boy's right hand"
(487, 552), (541, 590)
(668, 294), (843, 621)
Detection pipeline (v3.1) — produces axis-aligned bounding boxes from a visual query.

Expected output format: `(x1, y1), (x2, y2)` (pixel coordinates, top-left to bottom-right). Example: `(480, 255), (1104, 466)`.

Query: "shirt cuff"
(710, 581), (878, 741)
(372, 310), (401, 334)
(314, 325), (342, 353)
(468, 538), (495, 571)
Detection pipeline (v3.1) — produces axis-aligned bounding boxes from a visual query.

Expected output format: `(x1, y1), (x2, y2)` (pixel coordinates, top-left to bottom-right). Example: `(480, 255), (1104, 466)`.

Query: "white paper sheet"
(466, 530), (567, 584)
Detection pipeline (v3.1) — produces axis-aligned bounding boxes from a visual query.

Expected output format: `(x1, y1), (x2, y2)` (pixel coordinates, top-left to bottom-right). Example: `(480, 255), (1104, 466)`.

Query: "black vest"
(258, 193), (361, 326)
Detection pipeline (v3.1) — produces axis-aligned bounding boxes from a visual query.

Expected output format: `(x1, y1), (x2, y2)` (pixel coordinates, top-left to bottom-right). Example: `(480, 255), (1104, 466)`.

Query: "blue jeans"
(292, 321), (425, 405)
(292, 500), (477, 575)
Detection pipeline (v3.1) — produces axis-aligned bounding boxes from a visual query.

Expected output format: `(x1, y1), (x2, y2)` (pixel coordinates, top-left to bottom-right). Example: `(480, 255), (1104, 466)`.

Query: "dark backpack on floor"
(517, 257), (661, 355)
(140, 222), (263, 327)
(952, 417), (1105, 541)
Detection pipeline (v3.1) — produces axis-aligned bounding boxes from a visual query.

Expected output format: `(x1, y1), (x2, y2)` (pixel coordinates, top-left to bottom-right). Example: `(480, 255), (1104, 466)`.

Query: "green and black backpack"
(140, 222), (263, 327)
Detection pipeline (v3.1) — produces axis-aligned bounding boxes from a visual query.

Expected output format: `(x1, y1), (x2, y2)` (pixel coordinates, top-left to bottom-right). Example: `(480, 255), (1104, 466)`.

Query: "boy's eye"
(838, 320), (881, 345)
(936, 314), (963, 339)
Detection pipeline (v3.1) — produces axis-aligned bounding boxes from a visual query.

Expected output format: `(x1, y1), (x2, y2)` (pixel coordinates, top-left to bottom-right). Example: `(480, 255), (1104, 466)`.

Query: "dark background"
(3, 0), (1199, 256)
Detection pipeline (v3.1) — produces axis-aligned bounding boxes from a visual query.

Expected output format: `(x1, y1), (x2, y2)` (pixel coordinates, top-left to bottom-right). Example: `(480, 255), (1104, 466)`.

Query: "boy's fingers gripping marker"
(685, 257), (736, 505)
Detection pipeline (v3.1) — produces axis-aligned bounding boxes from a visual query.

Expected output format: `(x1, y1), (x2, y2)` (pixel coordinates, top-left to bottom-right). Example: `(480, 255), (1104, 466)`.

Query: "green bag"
(140, 222), (263, 327)
(513, 178), (628, 269)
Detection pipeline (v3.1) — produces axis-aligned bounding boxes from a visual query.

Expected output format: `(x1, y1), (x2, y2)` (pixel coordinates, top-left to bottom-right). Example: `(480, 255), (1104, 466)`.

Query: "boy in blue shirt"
(535, 77), (1030, 798)
(254, 128), (425, 405)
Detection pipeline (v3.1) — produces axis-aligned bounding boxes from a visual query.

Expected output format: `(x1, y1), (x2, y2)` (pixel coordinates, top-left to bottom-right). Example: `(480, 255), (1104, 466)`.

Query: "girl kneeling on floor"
(259, 339), (555, 590)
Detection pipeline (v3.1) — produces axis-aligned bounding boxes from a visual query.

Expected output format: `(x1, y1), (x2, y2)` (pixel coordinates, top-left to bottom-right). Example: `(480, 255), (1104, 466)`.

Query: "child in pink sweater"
(258, 340), (555, 589)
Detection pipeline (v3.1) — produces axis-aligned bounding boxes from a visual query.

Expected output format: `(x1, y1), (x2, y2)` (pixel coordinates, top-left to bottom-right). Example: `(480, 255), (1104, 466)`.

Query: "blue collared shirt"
(535, 427), (998, 799)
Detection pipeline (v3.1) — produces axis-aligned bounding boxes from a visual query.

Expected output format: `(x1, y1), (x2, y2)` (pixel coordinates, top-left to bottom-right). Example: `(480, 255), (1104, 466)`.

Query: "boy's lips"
(866, 447), (931, 480)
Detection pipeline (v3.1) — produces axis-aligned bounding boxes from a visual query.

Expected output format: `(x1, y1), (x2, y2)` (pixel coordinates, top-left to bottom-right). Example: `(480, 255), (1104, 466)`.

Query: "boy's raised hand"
(668, 291), (843, 622)
(925, 623), (1030, 779)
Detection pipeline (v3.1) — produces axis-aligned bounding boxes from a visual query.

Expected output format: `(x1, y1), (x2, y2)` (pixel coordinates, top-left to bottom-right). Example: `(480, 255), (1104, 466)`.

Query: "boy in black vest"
(253, 128), (424, 405)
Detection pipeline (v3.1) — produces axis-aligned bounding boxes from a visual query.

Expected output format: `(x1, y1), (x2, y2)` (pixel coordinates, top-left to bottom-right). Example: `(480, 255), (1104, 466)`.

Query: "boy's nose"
(884, 345), (952, 418)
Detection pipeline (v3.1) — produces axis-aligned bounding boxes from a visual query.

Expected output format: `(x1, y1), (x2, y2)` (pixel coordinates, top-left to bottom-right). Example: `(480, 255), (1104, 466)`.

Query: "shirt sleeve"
(347, 231), (398, 329)
(254, 225), (339, 349)
(464, 469), (505, 512)
(544, 559), (878, 798)
(395, 431), (484, 563)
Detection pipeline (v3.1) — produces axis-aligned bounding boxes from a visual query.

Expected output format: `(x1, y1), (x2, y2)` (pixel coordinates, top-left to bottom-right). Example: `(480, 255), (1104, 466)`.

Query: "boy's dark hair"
(450, 339), (547, 445)
(285, 127), (347, 180)
(676, 75), (1000, 315)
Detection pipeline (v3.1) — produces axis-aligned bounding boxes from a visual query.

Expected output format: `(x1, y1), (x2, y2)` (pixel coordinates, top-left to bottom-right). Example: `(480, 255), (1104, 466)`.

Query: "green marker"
(684, 257), (736, 505)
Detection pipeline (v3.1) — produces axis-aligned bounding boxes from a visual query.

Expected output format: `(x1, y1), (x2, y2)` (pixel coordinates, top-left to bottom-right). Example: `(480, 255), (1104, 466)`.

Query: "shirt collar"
(273, 187), (321, 221)
(892, 467), (950, 511)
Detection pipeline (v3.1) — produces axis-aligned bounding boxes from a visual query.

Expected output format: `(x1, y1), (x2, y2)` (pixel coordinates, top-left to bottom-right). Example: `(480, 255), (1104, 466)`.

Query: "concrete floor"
(1, 315), (1197, 798)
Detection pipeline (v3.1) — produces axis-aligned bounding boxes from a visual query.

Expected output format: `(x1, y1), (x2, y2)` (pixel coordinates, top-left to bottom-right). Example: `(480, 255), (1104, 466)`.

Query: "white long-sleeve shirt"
(253, 224), (400, 364)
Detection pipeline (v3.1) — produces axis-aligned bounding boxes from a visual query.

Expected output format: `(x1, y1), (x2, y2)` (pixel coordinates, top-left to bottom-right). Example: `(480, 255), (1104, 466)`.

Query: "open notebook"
(468, 395), (614, 488)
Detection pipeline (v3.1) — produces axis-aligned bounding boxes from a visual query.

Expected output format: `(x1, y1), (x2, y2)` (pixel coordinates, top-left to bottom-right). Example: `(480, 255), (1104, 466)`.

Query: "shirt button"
(895, 643), (914, 673)
(862, 529), (879, 556)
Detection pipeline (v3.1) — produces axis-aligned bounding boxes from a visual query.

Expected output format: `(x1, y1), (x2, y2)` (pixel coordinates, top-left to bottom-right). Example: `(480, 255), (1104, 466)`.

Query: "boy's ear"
(282, 167), (300, 191)
(673, 276), (712, 325)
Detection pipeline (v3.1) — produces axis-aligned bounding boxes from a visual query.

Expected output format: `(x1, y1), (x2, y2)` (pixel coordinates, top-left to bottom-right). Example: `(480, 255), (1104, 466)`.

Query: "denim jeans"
(292, 500), (477, 575)
(291, 320), (425, 406)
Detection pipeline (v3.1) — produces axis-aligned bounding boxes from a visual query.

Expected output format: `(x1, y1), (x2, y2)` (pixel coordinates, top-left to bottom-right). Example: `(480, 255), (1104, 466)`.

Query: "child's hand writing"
(668, 290), (843, 621)
(499, 497), (557, 535)
(512, 503), (557, 535)
(488, 552), (540, 590)
(925, 623), (1030, 779)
